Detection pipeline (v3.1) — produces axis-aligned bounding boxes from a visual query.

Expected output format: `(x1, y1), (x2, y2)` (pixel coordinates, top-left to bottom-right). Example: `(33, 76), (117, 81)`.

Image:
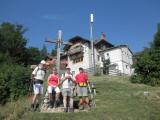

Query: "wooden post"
(57, 30), (62, 74)
(45, 30), (72, 74)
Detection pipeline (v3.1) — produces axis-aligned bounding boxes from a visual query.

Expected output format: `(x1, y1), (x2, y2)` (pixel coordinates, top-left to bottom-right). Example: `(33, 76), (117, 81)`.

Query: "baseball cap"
(40, 60), (46, 64)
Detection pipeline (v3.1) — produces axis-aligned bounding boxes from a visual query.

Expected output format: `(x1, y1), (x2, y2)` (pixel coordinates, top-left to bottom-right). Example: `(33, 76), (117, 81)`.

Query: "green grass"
(1, 75), (160, 120)
(0, 97), (30, 120)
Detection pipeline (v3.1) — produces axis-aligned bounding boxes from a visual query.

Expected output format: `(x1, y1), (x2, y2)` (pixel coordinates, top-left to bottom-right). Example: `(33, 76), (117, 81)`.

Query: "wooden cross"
(45, 30), (72, 74)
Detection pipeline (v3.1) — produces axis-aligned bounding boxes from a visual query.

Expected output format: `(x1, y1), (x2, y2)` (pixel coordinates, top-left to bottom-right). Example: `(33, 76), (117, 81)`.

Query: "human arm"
(31, 66), (38, 80)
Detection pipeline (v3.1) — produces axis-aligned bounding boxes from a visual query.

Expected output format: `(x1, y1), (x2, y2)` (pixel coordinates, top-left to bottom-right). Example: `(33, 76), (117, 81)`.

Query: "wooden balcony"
(67, 46), (84, 55)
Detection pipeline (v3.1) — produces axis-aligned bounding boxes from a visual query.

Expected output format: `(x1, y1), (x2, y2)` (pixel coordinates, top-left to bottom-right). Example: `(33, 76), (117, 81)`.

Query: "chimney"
(101, 32), (107, 41)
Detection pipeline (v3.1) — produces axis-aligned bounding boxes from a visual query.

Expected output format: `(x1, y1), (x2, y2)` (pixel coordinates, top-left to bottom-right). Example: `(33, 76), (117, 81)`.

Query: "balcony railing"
(67, 46), (84, 55)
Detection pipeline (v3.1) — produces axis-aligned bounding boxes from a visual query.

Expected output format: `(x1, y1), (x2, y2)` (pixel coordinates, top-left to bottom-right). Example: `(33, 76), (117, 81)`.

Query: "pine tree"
(51, 49), (57, 57)
(151, 23), (160, 48)
(131, 23), (160, 86)
(41, 44), (48, 58)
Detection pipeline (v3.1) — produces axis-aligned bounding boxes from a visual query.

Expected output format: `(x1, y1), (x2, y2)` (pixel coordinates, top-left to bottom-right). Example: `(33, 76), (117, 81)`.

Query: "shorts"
(47, 86), (60, 93)
(62, 88), (74, 97)
(77, 85), (88, 97)
(33, 83), (43, 94)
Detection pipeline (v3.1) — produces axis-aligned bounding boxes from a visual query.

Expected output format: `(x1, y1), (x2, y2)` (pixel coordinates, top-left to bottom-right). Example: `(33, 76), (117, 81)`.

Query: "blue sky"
(0, 0), (160, 53)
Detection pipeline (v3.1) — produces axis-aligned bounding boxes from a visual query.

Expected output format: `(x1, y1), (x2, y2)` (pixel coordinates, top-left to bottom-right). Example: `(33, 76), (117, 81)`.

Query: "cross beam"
(45, 30), (71, 74)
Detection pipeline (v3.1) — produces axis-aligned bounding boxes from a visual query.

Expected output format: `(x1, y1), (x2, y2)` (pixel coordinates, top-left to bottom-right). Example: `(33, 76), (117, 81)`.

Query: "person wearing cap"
(44, 56), (53, 66)
(61, 68), (75, 112)
(47, 68), (61, 108)
(31, 60), (47, 111)
(75, 67), (90, 111)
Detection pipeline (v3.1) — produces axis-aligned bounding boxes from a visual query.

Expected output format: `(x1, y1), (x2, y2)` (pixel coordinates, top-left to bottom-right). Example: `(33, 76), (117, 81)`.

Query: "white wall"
(120, 47), (133, 75)
(102, 46), (133, 75)
(67, 43), (133, 76)
(67, 43), (91, 75)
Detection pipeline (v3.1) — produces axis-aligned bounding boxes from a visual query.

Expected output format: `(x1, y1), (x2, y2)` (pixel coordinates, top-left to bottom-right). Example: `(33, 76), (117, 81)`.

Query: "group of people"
(31, 58), (90, 112)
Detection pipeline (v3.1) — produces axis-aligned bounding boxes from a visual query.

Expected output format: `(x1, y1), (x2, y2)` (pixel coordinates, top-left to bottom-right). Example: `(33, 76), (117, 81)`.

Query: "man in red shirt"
(75, 67), (90, 110)
(47, 68), (60, 108)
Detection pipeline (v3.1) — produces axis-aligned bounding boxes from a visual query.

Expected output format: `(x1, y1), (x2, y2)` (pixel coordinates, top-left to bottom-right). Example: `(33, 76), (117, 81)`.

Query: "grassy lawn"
(1, 75), (160, 120)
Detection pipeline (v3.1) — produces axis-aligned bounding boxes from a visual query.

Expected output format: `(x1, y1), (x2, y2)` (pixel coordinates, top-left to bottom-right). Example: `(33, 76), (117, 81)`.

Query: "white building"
(61, 35), (133, 76)
(100, 45), (133, 75)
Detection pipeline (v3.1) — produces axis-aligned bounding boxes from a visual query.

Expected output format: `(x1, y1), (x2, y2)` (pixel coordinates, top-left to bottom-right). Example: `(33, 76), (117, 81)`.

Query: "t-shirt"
(61, 72), (74, 89)
(75, 72), (89, 84)
(48, 74), (60, 87)
(32, 65), (46, 80)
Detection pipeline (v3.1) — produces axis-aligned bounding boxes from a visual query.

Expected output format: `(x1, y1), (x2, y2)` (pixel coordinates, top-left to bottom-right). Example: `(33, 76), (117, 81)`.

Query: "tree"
(152, 23), (160, 48)
(41, 44), (48, 58)
(27, 47), (43, 65)
(103, 59), (110, 74)
(0, 22), (27, 62)
(0, 63), (31, 104)
(0, 22), (48, 104)
(51, 49), (57, 57)
(131, 24), (160, 86)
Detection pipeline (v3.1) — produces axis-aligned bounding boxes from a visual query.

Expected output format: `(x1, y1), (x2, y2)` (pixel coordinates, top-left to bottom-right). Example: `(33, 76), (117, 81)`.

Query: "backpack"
(33, 65), (46, 79)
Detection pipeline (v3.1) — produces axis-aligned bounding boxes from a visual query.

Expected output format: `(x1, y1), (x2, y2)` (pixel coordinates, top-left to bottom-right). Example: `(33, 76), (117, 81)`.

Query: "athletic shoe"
(63, 108), (67, 112)
(69, 108), (74, 112)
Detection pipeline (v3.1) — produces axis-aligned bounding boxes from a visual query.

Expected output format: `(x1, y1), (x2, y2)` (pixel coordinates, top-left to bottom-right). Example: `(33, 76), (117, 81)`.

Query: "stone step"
(40, 107), (90, 113)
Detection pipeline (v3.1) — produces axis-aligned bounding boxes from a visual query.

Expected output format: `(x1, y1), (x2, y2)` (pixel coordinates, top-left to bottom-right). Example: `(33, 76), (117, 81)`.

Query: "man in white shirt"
(61, 68), (75, 112)
(31, 60), (47, 111)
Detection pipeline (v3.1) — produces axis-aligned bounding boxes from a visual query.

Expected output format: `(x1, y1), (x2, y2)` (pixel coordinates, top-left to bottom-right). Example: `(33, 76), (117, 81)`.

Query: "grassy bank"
(0, 97), (30, 120)
(1, 75), (160, 120)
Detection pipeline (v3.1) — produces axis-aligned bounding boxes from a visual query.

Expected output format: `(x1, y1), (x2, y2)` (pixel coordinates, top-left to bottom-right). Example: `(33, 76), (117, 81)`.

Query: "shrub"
(103, 59), (110, 74)
(130, 75), (142, 83)
(131, 24), (160, 86)
(0, 64), (31, 104)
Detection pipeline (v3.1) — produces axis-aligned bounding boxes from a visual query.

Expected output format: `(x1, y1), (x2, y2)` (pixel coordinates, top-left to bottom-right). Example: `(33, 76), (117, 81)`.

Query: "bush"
(130, 75), (142, 83)
(0, 98), (30, 120)
(131, 24), (160, 86)
(130, 73), (159, 86)
(103, 59), (110, 74)
(131, 48), (160, 86)
(0, 64), (31, 104)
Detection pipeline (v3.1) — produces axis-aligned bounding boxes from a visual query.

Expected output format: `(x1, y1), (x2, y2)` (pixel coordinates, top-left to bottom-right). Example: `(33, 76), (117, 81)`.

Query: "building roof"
(100, 45), (133, 55)
(94, 39), (114, 48)
(63, 36), (90, 51)
(64, 35), (114, 51)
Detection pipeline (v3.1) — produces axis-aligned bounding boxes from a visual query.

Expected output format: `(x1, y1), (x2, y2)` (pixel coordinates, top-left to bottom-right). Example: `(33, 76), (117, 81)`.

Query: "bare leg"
(48, 93), (53, 108)
(31, 94), (39, 111)
(69, 97), (74, 108)
(32, 94), (38, 104)
(35, 94), (41, 111)
(48, 93), (52, 101)
(63, 96), (67, 112)
(54, 93), (60, 108)
(55, 93), (60, 101)
(37, 94), (42, 104)
(63, 96), (67, 108)
(79, 97), (84, 110)
(85, 97), (90, 110)
(85, 97), (90, 105)
(79, 97), (83, 106)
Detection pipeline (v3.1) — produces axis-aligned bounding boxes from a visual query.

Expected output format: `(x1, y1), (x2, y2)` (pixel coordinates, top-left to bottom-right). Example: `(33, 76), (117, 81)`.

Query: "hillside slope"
(1, 75), (160, 120)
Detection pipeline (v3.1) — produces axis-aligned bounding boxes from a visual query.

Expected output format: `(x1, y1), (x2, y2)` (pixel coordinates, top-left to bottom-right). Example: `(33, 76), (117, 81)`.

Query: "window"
(102, 57), (105, 62)
(102, 45), (106, 50)
(97, 55), (100, 61)
(126, 65), (128, 69)
(73, 56), (83, 63)
(106, 53), (109, 58)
